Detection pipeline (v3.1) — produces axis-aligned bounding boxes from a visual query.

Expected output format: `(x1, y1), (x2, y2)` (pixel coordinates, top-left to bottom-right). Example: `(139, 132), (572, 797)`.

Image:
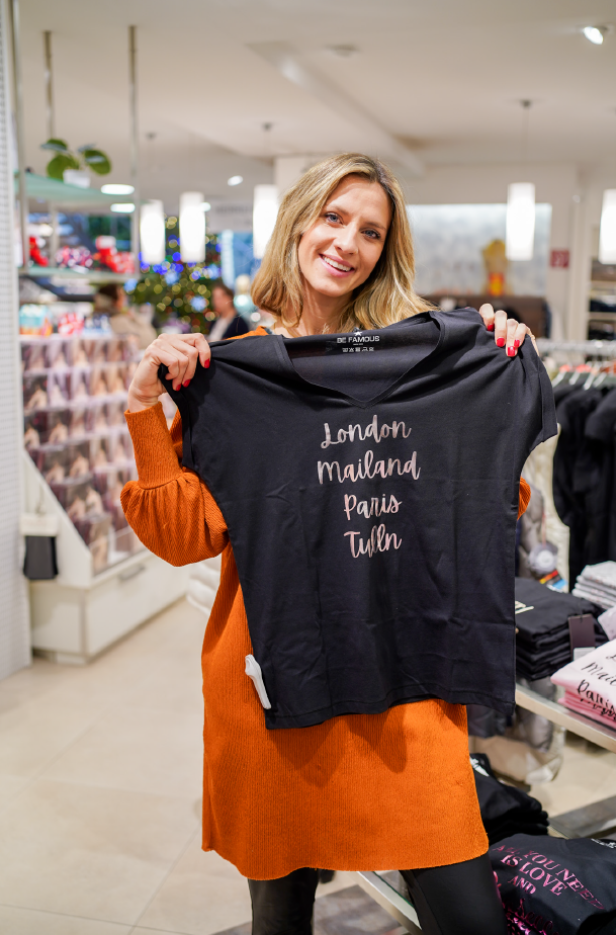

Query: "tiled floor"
(1, 597), (616, 934)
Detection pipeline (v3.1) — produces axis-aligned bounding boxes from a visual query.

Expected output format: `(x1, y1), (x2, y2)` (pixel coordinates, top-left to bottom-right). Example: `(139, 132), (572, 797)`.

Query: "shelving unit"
(19, 251), (190, 662)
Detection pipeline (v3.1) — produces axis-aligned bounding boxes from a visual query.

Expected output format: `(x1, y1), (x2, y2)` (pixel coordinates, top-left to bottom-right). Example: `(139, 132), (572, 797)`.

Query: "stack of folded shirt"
(470, 753), (549, 844)
(515, 578), (605, 681)
(573, 561), (616, 609)
(490, 834), (616, 935)
(551, 639), (616, 730)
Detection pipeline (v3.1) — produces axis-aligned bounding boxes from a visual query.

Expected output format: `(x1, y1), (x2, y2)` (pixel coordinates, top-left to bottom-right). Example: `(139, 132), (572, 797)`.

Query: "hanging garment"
(553, 388), (603, 587)
(490, 834), (616, 935)
(164, 308), (556, 728)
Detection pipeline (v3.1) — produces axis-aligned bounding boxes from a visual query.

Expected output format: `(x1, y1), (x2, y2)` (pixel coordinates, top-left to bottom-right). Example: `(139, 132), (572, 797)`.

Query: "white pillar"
(566, 194), (593, 341)
(0, 0), (30, 678)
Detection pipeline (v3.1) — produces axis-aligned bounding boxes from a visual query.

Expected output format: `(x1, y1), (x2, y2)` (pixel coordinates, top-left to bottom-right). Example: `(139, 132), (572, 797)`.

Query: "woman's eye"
(325, 212), (339, 223)
(364, 229), (380, 240)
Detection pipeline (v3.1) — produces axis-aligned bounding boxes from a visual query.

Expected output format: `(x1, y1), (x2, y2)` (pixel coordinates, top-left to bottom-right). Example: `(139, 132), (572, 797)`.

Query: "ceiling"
(18, 0), (616, 210)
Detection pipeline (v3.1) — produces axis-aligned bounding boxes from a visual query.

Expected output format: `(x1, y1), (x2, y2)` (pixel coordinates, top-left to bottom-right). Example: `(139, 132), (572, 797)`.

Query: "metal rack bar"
(537, 339), (616, 358)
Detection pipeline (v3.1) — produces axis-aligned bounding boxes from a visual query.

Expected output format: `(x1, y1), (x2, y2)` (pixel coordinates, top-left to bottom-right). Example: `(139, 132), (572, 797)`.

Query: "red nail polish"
(507, 346), (516, 357)
(205, 359), (211, 369)
(487, 322), (494, 331)
(496, 337), (505, 347)
(514, 339), (520, 348)
(183, 380), (190, 387)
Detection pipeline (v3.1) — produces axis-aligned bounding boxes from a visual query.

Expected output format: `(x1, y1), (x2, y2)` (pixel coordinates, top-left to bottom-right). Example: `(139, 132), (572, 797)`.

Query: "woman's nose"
(333, 227), (359, 254)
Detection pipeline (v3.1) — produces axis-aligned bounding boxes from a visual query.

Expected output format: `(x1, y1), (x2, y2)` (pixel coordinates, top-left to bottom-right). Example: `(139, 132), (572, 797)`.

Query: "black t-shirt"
(165, 308), (556, 729)
(490, 834), (616, 935)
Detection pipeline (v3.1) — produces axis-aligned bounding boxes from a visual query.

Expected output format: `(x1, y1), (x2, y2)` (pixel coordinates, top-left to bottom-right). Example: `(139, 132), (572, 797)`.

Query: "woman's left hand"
(478, 303), (538, 356)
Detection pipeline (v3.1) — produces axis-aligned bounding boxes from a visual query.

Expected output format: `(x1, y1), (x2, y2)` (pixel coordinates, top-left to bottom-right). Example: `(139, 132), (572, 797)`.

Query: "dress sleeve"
(121, 402), (228, 565)
(518, 477), (531, 520)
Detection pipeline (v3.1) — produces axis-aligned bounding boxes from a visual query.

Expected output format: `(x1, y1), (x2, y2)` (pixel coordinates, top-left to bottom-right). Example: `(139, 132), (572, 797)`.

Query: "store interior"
(2, 1), (616, 933)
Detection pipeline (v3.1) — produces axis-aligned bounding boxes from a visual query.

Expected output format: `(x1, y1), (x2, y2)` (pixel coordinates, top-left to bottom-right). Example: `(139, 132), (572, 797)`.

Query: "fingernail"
(496, 337), (505, 347)
(204, 359), (211, 369)
(514, 339), (520, 348)
(487, 322), (494, 331)
(183, 380), (190, 387)
(507, 346), (516, 357)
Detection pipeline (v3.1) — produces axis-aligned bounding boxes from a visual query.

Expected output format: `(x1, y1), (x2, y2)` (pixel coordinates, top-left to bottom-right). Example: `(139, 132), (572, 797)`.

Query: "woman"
(95, 283), (156, 349)
(208, 281), (250, 341)
(122, 154), (534, 935)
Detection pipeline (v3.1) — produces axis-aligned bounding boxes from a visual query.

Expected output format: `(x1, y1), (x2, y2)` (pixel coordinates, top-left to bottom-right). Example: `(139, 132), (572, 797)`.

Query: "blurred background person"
(208, 281), (250, 341)
(95, 283), (157, 349)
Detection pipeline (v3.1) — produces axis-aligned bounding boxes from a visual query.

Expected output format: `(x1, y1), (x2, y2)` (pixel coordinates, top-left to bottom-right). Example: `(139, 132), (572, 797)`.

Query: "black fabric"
(514, 578), (604, 681)
(401, 854), (508, 935)
(470, 753), (549, 845)
(23, 535), (58, 580)
(249, 856), (508, 935)
(490, 835), (616, 935)
(552, 387), (616, 588)
(221, 314), (250, 340)
(249, 868), (319, 935)
(164, 308), (556, 728)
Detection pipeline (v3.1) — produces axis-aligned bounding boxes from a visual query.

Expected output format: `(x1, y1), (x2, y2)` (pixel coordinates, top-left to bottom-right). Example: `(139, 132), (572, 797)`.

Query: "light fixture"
(599, 190), (616, 264)
(227, 175), (243, 187)
(179, 191), (206, 263)
(140, 200), (166, 265)
(583, 26), (606, 45)
(110, 203), (135, 214)
(253, 184), (279, 259)
(200, 201), (211, 211)
(506, 184), (535, 261)
(506, 101), (535, 262)
(101, 183), (135, 195)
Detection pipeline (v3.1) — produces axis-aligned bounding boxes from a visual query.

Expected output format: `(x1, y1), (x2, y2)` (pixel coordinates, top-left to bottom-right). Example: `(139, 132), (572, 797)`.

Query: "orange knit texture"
(121, 332), (531, 880)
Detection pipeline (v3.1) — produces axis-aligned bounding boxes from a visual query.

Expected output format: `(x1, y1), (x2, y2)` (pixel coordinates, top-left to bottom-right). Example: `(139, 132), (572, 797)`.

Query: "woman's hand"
(478, 303), (538, 356)
(127, 333), (211, 413)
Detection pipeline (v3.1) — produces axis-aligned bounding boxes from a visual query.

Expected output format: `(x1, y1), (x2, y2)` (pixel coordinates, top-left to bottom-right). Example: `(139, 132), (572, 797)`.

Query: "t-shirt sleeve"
(520, 343), (558, 460)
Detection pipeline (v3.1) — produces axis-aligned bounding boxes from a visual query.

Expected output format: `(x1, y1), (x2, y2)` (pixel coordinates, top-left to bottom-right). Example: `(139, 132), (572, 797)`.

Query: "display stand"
(23, 449), (189, 665)
(354, 683), (616, 932)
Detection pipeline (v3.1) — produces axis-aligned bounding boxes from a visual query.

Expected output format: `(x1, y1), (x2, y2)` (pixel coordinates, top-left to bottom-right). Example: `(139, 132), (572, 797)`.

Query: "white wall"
(402, 162), (581, 339)
(0, 0), (30, 680)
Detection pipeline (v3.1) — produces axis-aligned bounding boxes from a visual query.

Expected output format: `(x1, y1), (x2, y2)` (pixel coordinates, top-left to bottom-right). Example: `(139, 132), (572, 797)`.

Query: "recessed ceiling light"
(110, 203), (135, 213)
(583, 25), (606, 44)
(101, 183), (135, 195)
(227, 175), (243, 187)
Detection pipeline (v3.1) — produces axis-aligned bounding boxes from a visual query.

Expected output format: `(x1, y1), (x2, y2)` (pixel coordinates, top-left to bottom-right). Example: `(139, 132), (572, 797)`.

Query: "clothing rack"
(537, 339), (616, 359)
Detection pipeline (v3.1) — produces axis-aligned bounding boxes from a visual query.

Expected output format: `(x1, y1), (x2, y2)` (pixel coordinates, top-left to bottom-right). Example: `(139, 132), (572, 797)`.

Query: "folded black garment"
(515, 579), (599, 639)
(490, 834), (616, 935)
(470, 754), (549, 845)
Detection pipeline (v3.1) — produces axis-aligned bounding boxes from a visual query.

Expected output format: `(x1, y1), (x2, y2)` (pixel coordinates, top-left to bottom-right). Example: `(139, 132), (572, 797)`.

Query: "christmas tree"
(127, 215), (223, 333)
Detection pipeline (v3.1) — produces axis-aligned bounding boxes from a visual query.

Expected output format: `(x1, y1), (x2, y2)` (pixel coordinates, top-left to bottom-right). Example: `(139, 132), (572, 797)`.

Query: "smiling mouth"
(320, 254), (354, 273)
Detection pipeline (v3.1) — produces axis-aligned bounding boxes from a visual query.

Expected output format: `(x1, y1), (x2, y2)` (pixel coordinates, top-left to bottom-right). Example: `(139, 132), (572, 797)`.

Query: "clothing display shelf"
(355, 682), (616, 933)
(21, 332), (189, 663)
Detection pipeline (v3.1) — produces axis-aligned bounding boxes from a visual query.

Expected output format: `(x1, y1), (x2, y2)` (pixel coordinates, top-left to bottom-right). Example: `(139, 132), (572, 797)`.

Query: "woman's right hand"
(127, 333), (211, 413)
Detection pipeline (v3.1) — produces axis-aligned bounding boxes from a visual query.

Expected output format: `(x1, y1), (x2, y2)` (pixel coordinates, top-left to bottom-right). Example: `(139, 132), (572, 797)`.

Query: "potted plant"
(41, 139), (112, 188)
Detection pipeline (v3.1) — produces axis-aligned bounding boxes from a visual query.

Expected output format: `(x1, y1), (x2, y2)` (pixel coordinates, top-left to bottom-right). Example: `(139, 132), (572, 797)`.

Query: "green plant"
(41, 139), (112, 180)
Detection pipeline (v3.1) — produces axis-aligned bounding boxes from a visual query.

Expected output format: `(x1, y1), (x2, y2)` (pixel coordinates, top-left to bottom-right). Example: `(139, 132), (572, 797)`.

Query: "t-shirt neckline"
(272, 310), (447, 409)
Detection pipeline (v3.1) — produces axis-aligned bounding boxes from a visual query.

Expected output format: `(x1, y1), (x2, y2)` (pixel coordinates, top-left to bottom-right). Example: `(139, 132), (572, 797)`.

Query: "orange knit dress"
(121, 329), (531, 881)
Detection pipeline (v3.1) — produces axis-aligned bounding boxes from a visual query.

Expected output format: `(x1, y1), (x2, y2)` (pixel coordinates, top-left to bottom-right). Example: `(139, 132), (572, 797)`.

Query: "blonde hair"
(251, 152), (431, 332)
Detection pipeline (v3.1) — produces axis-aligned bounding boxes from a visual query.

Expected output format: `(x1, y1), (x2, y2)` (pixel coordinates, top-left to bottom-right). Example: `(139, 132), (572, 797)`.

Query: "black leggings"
(248, 853), (507, 935)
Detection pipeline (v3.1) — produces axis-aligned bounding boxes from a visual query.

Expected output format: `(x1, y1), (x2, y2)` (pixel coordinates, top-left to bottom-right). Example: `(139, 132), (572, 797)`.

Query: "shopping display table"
(354, 682), (616, 932)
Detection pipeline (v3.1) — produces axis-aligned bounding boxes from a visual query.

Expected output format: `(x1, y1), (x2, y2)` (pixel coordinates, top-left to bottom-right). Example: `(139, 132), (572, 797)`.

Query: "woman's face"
(212, 287), (234, 316)
(297, 176), (391, 302)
